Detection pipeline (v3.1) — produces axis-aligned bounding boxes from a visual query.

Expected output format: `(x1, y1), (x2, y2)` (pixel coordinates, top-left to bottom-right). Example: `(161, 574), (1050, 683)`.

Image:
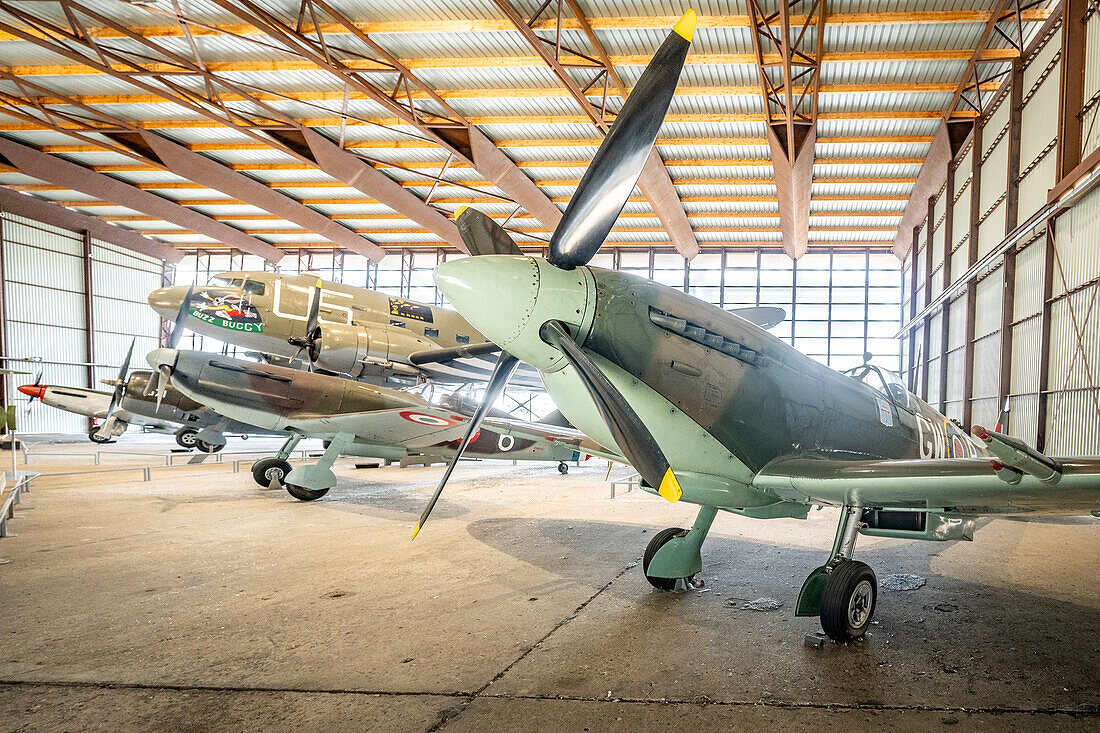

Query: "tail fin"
(538, 409), (575, 429)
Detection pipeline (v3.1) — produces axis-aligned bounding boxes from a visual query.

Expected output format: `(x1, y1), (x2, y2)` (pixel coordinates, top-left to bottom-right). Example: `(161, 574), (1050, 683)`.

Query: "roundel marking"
(498, 434), (515, 451)
(399, 410), (459, 428)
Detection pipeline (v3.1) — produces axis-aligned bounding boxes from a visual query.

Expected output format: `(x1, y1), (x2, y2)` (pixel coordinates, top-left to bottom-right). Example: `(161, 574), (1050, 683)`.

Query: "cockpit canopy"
(208, 273), (266, 296)
(844, 363), (911, 409)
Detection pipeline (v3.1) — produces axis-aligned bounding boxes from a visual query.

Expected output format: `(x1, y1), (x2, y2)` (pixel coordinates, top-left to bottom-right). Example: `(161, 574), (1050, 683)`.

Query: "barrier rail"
(1, 471), (39, 539)
(24, 447), (319, 467)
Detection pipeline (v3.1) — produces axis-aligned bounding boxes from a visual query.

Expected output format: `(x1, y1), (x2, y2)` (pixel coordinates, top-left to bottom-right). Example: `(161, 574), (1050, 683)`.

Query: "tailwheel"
(285, 483), (329, 502)
(642, 526), (689, 590)
(820, 560), (877, 642)
(557, 461), (569, 475)
(88, 428), (112, 444)
(251, 457), (292, 488)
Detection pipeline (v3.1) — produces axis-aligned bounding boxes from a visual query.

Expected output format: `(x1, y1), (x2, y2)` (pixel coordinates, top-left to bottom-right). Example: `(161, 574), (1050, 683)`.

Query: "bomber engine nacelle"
(311, 323), (430, 378)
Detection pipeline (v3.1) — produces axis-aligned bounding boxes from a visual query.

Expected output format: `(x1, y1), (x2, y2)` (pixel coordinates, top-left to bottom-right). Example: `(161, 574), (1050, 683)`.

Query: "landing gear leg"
(797, 506), (878, 642)
(642, 504), (718, 590)
(283, 432), (352, 501)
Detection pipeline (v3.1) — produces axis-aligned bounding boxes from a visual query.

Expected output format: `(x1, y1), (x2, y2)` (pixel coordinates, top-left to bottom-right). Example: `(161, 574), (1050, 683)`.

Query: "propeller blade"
(305, 278), (322, 337)
(412, 351), (519, 539)
(547, 11), (695, 269)
(95, 339), (136, 440)
(33, 370), (42, 386)
(454, 206), (523, 256)
(166, 283), (195, 350)
(540, 320), (681, 502)
(155, 364), (171, 412)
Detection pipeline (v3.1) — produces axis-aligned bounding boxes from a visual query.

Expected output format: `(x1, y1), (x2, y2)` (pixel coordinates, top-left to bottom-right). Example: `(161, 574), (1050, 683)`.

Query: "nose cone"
(145, 347), (178, 372)
(434, 255), (540, 350)
(18, 384), (45, 399)
(148, 286), (188, 319)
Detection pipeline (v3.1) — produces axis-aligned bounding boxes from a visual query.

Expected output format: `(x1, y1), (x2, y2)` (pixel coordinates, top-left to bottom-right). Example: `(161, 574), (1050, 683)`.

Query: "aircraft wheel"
(642, 526), (688, 591)
(88, 428), (112, 444)
(285, 483), (329, 502)
(195, 439), (223, 453)
(820, 560), (877, 642)
(557, 461), (569, 475)
(252, 457), (292, 488)
(175, 428), (199, 449)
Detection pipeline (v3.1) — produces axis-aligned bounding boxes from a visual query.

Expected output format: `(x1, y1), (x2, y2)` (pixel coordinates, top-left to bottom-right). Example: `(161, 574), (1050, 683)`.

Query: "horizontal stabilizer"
(728, 306), (786, 329)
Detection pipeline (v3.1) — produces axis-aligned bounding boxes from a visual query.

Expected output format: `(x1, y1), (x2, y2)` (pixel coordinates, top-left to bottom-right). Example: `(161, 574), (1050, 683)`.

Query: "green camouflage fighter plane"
(145, 347), (618, 502)
(413, 10), (1100, 643)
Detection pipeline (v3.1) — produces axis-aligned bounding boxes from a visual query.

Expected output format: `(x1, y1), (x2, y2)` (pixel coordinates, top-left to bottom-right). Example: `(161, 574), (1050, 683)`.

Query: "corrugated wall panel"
(1014, 238), (1045, 319)
(1051, 187), (1100, 297)
(1009, 394), (1039, 445)
(1047, 391), (1100, 455)
(1048, 288), (1100, 392)
(1011, 316), (1042, 395)
(974, 269), (1003, 338)
(977, 202), (1006, 258)
(1083, 10), (1100, 158)
(948, 294), (968, 350)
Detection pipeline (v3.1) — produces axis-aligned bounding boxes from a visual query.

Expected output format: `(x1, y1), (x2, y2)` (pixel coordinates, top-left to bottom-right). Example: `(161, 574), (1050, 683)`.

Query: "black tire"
(196, 439), (224, 453)
(642, 526), (688, 591)
(88, 428), (112, 444)
(285, 483), (329, 502)
(175, 428), (199, 449)
(252, 457), (292, 488)
(557, 461), (569, 475)
(820, 560), (878, 642)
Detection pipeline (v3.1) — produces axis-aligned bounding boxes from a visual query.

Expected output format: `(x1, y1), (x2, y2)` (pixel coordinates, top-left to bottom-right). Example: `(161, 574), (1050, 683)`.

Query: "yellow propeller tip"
(673, 9), (697, 41)
(411, 522), (421, 540)
(455, 205), (469, 218)
(657, 467), (682, 503)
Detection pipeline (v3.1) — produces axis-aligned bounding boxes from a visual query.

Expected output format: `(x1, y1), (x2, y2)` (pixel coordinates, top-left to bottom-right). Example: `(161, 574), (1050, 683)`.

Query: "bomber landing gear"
(557, 461), (569, 475)
(642, 505), (718, 591)
(797, 506), (878, 642)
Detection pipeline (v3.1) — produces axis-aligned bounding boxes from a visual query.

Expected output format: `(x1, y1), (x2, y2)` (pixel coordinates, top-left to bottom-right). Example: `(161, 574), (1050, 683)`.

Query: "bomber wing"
(752, 454), (1100, 516)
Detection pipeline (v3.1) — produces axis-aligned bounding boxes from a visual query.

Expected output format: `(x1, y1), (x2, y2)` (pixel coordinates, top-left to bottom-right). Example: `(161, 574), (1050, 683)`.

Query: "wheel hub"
(848, 579), (874, 628)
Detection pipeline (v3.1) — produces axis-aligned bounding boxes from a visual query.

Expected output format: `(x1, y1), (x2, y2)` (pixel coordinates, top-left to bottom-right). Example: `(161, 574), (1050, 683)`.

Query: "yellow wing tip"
(673, 9), (697, 41)
(657, 467), (682, 502)
(411, 521), (422, 540)
(455, 205), (469, 218)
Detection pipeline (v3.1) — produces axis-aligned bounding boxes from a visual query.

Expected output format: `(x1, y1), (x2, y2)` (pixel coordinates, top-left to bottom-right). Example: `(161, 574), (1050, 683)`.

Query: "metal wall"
(0, 212), (165, 435)
(904, 4), (1100, 454)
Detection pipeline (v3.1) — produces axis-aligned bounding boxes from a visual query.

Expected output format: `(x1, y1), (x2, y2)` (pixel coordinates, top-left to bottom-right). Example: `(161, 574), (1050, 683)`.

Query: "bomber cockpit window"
(242, 280), (266, 296)
(208, 276), (232, 287)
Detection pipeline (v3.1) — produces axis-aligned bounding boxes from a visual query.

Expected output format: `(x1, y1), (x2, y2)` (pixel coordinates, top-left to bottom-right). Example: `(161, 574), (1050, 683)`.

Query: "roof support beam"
(891, 0), (1044, 258)
(490, 0), (698, 259)
(746, 0), (826, 260)
(123, 130), (385, 261)
(0, 186), (182, 262)
(205, 0), (560, 230)
(0, 137), (281, 263)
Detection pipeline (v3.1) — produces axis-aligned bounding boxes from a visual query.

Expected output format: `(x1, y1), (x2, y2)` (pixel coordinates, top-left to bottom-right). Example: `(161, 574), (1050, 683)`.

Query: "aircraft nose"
(147, 285), (188, 319)
(145, 347), (178, 372)
(434, 255), (540, 351)
(17, 384), (45, 399)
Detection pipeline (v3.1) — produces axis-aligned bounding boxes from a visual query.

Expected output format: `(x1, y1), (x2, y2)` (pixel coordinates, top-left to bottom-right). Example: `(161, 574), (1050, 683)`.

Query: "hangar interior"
(0, 1), (1098, 730)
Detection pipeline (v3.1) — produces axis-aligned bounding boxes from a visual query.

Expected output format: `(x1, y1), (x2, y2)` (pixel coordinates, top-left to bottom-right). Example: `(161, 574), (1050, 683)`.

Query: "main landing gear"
(282, 432), (353, 502)
(796, 506), (878, 642)
(250, 433), (302, 490)
(175, 427), (199, 449)
(557, 461), (569, 475)
(642, 505), (718, 590)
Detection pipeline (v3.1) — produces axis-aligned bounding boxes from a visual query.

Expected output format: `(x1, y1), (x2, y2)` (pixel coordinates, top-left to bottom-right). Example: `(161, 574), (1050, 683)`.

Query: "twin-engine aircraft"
(145, 348), (617, 500)
(147, 272), (543, 387)
(409, 10), (1100, 643)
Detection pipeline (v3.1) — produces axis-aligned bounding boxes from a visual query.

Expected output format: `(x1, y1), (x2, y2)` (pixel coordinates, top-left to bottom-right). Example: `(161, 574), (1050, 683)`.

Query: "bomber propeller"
(411, 10), (696, 538)
(286, 279), (323, 371)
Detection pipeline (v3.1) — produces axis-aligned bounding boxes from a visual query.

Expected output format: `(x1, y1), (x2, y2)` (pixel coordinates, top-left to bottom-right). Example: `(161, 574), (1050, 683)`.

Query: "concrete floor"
(1, 436), (1097, 731)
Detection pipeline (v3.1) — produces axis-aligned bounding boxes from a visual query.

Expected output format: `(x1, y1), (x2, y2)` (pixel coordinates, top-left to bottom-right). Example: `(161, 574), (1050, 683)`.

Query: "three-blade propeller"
(411, 10), (695, 538)
(95, 337), (136, 441)
(287, 279), (323, 371)
(146, 282), (194, 411)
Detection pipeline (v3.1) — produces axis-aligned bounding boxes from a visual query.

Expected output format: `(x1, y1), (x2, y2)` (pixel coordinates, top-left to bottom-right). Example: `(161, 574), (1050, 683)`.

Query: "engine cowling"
(312, 323), (432, 377)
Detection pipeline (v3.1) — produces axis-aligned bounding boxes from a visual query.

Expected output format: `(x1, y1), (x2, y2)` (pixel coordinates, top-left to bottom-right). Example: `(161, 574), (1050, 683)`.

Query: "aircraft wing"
(290, 406), (472, 448)
(752, 454), (1100, 516)
(480, 414), (623, 462)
